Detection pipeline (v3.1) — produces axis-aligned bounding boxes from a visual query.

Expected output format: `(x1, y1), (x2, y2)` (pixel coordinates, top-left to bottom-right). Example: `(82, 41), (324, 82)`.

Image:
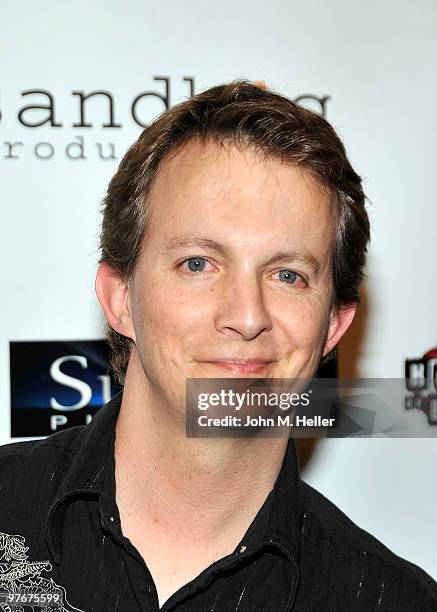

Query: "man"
(0, 81), (436, 611)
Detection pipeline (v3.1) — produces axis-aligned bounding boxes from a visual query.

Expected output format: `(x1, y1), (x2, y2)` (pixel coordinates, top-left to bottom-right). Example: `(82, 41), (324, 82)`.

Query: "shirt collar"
(236, 435), (303, 569)
(45, 390), (123, 563)
(46, 391), (303, 570)
(264, 436), (303, 563)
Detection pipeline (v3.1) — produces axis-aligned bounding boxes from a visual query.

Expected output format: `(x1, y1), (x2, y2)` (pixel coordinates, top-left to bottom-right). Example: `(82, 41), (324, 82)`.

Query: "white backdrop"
(1, 0), (436, 578)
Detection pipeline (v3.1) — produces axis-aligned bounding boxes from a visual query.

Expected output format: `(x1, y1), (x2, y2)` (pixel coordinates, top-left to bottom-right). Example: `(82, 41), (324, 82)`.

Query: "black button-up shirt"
(0, 392), (435, 611)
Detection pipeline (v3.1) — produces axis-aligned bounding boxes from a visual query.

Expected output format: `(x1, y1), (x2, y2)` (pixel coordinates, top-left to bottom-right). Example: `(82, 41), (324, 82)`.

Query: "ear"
(95, 262), (136, 342)
(322, 303), (357, 357)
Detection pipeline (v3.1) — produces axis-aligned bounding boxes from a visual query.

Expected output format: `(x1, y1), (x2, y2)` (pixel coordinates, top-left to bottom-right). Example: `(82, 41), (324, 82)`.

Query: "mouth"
(198, 360), (276, 375)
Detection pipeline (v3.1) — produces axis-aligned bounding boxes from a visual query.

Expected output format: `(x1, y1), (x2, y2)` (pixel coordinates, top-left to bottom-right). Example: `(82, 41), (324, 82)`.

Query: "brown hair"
(99, 80), (370, 385)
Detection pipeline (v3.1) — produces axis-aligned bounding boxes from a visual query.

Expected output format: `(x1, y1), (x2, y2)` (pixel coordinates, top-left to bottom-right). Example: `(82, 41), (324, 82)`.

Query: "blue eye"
(278, 269), (298, 284)
(185, 257), (207, 272)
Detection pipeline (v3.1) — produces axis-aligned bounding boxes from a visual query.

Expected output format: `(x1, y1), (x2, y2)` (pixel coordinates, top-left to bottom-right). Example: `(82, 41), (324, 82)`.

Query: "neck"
(114, 349), (289, 545)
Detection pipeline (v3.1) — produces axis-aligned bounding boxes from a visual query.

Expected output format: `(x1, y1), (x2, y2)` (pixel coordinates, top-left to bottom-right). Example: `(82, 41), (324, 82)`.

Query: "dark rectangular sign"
(10, 340), (119, 437)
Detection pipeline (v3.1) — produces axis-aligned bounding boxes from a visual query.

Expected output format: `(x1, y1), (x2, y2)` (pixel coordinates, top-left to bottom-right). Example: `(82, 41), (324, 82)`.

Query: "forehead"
(145, 139), (336, 265)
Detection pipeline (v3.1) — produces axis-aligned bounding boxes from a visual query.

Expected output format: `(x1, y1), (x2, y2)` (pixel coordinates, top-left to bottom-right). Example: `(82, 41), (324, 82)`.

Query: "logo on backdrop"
(0, 75), (331, 162)
(405, 347), (437, 425)
(10, 340), (118, 437)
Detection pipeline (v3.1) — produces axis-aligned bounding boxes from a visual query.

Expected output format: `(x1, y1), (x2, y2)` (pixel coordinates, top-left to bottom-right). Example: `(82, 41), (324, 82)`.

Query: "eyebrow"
(263, 251), (320, 275)
(162, 236), (231, 258)
(162, 235), (321, 275)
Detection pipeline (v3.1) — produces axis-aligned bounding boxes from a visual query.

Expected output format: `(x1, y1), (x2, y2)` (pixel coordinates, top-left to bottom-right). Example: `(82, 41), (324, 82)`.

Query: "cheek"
(278, 298), (329, 348)
(132, 279), (209, 347)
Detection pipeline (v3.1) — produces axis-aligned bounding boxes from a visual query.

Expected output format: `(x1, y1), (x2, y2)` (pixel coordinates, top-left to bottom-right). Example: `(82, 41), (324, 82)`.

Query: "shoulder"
(300, 480), (437, 607)
(0, 427), (89, 539)
(0, 427), (84, 491)
(0, 426), (83, 461)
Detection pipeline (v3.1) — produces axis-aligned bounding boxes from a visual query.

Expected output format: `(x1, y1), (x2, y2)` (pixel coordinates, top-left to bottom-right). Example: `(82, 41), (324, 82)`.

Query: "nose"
(213, 271), (273, 341)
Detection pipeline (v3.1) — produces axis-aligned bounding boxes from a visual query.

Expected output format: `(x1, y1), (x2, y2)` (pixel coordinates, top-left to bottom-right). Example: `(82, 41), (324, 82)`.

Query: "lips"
(199, 359), (276, 375)
(207, 359), (273, 364)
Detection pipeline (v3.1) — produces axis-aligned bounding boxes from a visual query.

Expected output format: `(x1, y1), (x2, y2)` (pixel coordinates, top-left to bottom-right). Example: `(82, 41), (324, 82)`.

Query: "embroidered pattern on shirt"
(0, 532), (83, 612)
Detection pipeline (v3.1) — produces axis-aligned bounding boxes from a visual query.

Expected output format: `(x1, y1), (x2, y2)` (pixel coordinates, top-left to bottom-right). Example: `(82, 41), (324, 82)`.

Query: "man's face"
(126, 139), (344, 408)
